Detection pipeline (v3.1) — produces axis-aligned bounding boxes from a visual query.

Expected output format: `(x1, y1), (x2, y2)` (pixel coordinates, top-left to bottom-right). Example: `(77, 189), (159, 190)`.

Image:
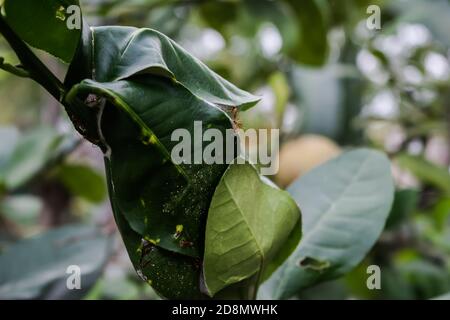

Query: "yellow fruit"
(275, 135), (341, 188)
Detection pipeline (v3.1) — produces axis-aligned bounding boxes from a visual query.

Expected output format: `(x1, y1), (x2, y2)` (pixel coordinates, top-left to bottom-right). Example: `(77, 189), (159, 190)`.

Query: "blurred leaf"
(388, 0), (450, 46)
(146, 6), (189, 38)
(296, 279), (348, 300)
(386, 189), (419, 229)
(92, 277), (140, 300)
(3, 0), (81, 63)
(0, 126), (20, 190)
(433, 292), (450, 300)
(0, 126), (20, 163)
(380, 266), (416, 300)
(288, 64), (344, 138)
(0, 195), (42, 226)
(203, 162), (301, 297)
(199, 1), (238, 33)
(338, 42), (365, 144)
(54, 164), (106, 203)
(344, 260), (379, 299)
(328, 0), (385, 28)
(0, 224), (111, 299)
(259, 149), (394, 299)
(384, 257), (450, 300)
(395, 154), (450, 196)
(0, 127), (63, 190)
(283, 0), (329, 66)
(269, 72), (290, 127)
(235, 0), (298, 52)
(432, 198), (450, 231)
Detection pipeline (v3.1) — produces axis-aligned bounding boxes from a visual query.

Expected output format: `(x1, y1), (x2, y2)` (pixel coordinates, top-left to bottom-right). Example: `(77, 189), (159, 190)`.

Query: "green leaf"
(97, 277), (140, 300)
(199, 1), (238, 33)
(3, 0), (81, 63)
(247, 0), (298, 45)
(54, 164), (106, 203)
(0, 195), (42, 226)
(259, 149), (394, 299)
(385, 189), (419, 229)
(431, 197), (450, 231)
(68, 76), (233, 258)
(64, 25), (260, 299)
(288, 64), (347, 138)
(283, 0), (329, 66)
(0, 126), (20, 179)
(0, 126), (20, 192)
(385, 253), (450, 300)
(91, 26), (260, 110)
(0, 225), (111, 299)
(109, 192), (206, 300)
(67, 77), (237, 299)
(269, 72), (290, 127)
(64, 18), (92, 87)
(0, 127), (63, 190)
(203, 162), (301, 297)
(395, 154), (450, 196)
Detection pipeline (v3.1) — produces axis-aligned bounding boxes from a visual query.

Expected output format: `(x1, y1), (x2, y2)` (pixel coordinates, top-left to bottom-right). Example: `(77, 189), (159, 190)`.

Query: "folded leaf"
(203, 161), (301, 297)
(259, 149), (394, 299)
(91, 26), (260, 109)
(64, 25), (261, 299)
(67, 76), (233, 257)
(110, 195), (205, 299)
(67, 75), (238, 298)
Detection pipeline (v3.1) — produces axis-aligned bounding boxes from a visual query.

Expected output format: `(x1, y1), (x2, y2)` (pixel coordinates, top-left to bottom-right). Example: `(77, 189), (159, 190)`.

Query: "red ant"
(230, 106), (242, 131)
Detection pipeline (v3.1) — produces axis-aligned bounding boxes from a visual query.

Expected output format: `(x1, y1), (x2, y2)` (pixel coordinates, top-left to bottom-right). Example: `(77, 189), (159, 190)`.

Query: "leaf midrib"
(296, 155), (370, 248)
(223, 176), (265, 265)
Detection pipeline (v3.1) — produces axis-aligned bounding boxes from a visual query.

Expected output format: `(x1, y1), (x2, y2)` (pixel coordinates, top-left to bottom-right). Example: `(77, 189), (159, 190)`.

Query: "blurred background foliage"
(1, 0), (450, 300)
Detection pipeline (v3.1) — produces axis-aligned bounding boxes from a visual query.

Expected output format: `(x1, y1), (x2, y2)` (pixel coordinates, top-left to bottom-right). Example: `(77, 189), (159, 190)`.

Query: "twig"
(0, 56), (30, 77)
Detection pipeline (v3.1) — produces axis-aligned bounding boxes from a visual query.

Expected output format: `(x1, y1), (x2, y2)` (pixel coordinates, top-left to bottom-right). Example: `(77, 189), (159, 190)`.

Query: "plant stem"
(0, 56), (30, 77)
(0, 13), (66, 101)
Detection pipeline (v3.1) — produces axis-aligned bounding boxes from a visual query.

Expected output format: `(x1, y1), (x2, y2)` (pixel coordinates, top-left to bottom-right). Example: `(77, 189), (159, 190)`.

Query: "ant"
(179, 239), (194, 248)
(85, 94), (104, 108)
(230, 106), (242, 131)
(138, 239), (156, 269)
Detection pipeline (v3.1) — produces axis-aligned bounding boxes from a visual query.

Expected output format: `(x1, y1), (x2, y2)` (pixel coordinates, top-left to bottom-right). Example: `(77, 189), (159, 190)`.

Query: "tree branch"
(0, 12), (66, 101)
